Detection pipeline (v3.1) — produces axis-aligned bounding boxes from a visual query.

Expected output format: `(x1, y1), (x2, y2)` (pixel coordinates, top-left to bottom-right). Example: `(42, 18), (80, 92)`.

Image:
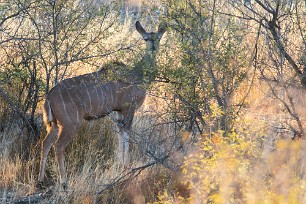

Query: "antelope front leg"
(123, 130), (129, 164)
(116, 111), (133, 166)
(117, 126), (124, 164)
(117, 127), (129, 165)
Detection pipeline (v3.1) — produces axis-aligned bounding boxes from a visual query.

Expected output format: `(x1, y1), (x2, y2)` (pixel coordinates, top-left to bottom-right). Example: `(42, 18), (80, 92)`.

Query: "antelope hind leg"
(54, 126), (76, 189)
(38, 123), (58, 188)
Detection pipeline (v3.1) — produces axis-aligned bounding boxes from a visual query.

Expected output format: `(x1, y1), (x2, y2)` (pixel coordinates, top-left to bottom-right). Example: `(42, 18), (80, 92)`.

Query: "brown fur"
(38, 21), (166, 188)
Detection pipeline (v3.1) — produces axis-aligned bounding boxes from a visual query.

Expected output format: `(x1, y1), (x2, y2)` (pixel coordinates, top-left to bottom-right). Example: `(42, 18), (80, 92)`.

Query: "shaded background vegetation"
(1, 0), (306, 203)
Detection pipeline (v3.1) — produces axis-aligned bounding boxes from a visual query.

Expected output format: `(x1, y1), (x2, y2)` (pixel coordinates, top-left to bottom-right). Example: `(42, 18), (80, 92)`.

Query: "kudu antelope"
(38, 21), (166, 188)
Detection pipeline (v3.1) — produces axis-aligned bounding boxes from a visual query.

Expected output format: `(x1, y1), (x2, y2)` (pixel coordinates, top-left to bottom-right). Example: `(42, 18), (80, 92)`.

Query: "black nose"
(151, 44), (157, 51)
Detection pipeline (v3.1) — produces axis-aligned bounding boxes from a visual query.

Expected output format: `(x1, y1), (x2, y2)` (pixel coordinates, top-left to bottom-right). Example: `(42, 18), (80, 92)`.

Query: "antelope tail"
(43, 99), (55, 131)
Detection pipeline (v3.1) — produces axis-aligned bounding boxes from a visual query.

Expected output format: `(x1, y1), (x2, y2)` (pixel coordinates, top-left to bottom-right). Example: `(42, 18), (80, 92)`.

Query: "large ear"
(136, 21), (148, 38)
(157, 22), (167, 39)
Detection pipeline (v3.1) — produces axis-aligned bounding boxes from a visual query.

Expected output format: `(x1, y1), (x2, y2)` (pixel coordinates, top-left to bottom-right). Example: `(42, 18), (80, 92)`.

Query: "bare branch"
(96, 161), (160, 195)
(0, 86), (36, 135)
(254, 0), (275, 14)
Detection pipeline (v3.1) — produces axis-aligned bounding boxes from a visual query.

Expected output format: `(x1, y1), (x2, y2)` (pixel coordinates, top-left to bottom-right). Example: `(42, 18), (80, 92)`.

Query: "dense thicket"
(1, 0), (306, 202)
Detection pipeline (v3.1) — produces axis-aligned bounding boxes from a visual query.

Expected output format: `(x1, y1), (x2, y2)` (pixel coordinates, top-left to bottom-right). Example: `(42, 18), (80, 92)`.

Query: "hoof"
(36, 181), (47, 190)
(61, 183), (68, 191)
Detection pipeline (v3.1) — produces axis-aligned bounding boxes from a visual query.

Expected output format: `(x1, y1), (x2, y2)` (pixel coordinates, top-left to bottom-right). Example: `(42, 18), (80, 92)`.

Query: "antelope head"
(136, 21), (166, 53)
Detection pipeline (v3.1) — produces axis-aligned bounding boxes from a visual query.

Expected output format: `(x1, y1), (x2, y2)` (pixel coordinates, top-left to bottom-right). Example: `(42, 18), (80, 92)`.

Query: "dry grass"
(0, 112), (179, 203)
(2, 2), (306, 204)
(0, 81), (299, 203)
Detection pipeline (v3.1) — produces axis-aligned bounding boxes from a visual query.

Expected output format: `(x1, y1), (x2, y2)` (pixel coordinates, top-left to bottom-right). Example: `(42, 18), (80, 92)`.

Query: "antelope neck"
(132, 51), (158, 84)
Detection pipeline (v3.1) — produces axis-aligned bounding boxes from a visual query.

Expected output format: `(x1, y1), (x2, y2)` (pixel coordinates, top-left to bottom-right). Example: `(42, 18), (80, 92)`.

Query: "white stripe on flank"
(85, 86), (92, 111)
(109, 85), (113, 105)
(76, 110), (79, 123)
(59, 91), (71, 122)
(95, 86), (99, 100)
(67, 90), (80, 124)
(100, 86), (111, 112)
(100, 86), (107, 108)
(94, 86), (101, 112)
(47, 100), (53, 122)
